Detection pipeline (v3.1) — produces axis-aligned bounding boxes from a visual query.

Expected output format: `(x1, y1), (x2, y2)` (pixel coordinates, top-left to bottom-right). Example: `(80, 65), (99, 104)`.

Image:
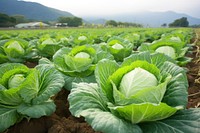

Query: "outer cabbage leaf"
(94, 59), (119, 102)
(139, 108), (200, 133)
(109, 102), (180, 124)
(63, 74), (96, 91)
(82, 109), (142, 133)
(32, 64), (64, 104)
(17, 101), (56, 118)
(161, 61), (188, 108)
(0, 107), (20, 132)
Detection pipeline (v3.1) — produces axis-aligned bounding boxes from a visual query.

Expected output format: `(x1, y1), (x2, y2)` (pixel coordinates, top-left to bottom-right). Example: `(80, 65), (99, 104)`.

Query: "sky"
(24, 0), (200, 18)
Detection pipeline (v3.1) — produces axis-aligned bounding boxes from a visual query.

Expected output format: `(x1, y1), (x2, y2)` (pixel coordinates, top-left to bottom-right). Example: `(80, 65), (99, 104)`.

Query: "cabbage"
(1, 39), (34, 63)
(8, 74), (25, 88)
(119, 67), (157, 97)
(68, 52), (199, 133)
(74, 52), (90, 58)
(111, 43), (124, 50)
(41, 38), (55, 44)
(51, 45), (114, 90)
(0, 63), (64, 132)
(6, 41), (25, 54)
(155, 46), (176, 59)
(170, 36), (182, 42)
(78, 36), (87, 41)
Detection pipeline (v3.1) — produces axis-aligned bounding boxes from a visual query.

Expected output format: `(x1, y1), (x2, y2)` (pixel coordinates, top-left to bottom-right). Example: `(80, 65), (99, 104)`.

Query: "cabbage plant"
(40, 45), (114, 90)
(138, 39), (192, 66)
(36, 37), (63, 58)
(101, 36), (134, 62)
(0, 39), (35, 63)
(67, 34), (94, 46)
(68, 52), (200, 133)
(0, 63), (64, 132)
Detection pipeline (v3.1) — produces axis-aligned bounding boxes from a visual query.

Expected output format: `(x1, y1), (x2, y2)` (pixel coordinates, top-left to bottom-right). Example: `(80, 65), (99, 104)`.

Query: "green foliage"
(105, 20), (118, 27)
(68, 52), (200, 133)
(169, 17), (189, 27)
(105, 20), (143, 27)
(0, 27), (197, 133)
(101, 36), (134, 62)
(39, 45), (114, 90)
(0, 63), (64, 132)
(0, 38), (37, 63)
(11, 15), (28, 24)
(161, 23), (167, 27)
(138, 30), (193, 66)
(0, 13), (16, 27)
(58, 17), (83, 27)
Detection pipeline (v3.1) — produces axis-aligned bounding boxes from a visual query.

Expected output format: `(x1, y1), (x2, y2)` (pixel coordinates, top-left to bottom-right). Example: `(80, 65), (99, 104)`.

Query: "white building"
(15, 22), (49, 28)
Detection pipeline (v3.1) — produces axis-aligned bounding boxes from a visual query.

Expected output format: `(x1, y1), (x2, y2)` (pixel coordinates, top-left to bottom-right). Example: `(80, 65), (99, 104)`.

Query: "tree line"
(161, 17), (189, 27)
(104, 20), (143, 27)
(0, 12), (195, 28)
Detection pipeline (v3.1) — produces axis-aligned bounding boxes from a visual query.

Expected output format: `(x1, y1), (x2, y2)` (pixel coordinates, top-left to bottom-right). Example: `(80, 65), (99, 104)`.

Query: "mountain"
(0, 0), (74, 21)
(1, 0), (200, 27)
(85, 11), (200, 27)
(83, 18), (107, 24)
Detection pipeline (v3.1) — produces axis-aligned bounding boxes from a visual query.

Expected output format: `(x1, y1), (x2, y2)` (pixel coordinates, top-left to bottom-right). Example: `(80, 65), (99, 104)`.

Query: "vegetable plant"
(0, 63), (64, 132)
(36, 37), (63, 58)
(138, 39), (192, 66)
(101, 36), (134, 62)
(40, 45), (114, 90)
(0, 39), (35, 63)
(68, 52), (200, 133)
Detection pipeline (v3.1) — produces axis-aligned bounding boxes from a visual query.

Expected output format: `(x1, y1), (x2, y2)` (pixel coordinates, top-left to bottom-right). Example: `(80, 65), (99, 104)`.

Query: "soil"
(3, 29), (200, 133)
(187, 29), (200, 109)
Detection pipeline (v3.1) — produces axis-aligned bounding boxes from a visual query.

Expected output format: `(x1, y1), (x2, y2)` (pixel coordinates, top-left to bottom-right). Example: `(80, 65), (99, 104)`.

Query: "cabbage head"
(0, 39), (35, 63)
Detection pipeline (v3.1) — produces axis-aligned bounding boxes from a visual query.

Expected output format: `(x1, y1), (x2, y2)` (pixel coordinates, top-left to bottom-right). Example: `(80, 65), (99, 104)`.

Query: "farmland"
(0, 28), (200, 133)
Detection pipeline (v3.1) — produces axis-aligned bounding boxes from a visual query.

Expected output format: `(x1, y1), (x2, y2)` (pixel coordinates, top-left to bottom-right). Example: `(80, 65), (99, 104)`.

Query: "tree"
(105, 20), (118, 27)
(11, 15), (28, 23)
(169, 17), (189, 27)
(161, 23), (167, 27)
(58, 17), (83, 27)
(0, 13), (16, 27)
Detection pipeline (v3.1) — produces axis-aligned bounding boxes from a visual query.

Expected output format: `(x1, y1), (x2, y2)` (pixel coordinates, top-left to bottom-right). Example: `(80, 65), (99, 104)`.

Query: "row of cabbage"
(0, 28), (199, 133)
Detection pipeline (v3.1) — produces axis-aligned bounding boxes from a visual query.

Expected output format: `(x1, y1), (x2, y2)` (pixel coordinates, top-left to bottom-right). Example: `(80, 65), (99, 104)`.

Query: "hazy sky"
(24, 0), (200, 18)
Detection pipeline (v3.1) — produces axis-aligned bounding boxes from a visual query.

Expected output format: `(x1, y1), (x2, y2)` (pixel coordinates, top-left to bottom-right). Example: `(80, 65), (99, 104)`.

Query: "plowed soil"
(3, 29), (200, 133)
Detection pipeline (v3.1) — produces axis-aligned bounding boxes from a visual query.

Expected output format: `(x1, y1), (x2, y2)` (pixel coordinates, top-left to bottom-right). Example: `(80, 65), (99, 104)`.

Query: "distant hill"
(84, 18), (107, 24)
(84, 11), (200, 27)
(0, 0), (74, 21)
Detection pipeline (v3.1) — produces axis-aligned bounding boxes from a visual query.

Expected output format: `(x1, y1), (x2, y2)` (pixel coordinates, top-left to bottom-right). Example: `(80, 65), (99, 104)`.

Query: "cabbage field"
(0, 28), (200, 133)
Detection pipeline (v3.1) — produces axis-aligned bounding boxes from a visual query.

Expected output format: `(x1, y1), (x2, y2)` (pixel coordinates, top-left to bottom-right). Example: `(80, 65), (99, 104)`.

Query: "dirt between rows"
(3, 31), (200, 133)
